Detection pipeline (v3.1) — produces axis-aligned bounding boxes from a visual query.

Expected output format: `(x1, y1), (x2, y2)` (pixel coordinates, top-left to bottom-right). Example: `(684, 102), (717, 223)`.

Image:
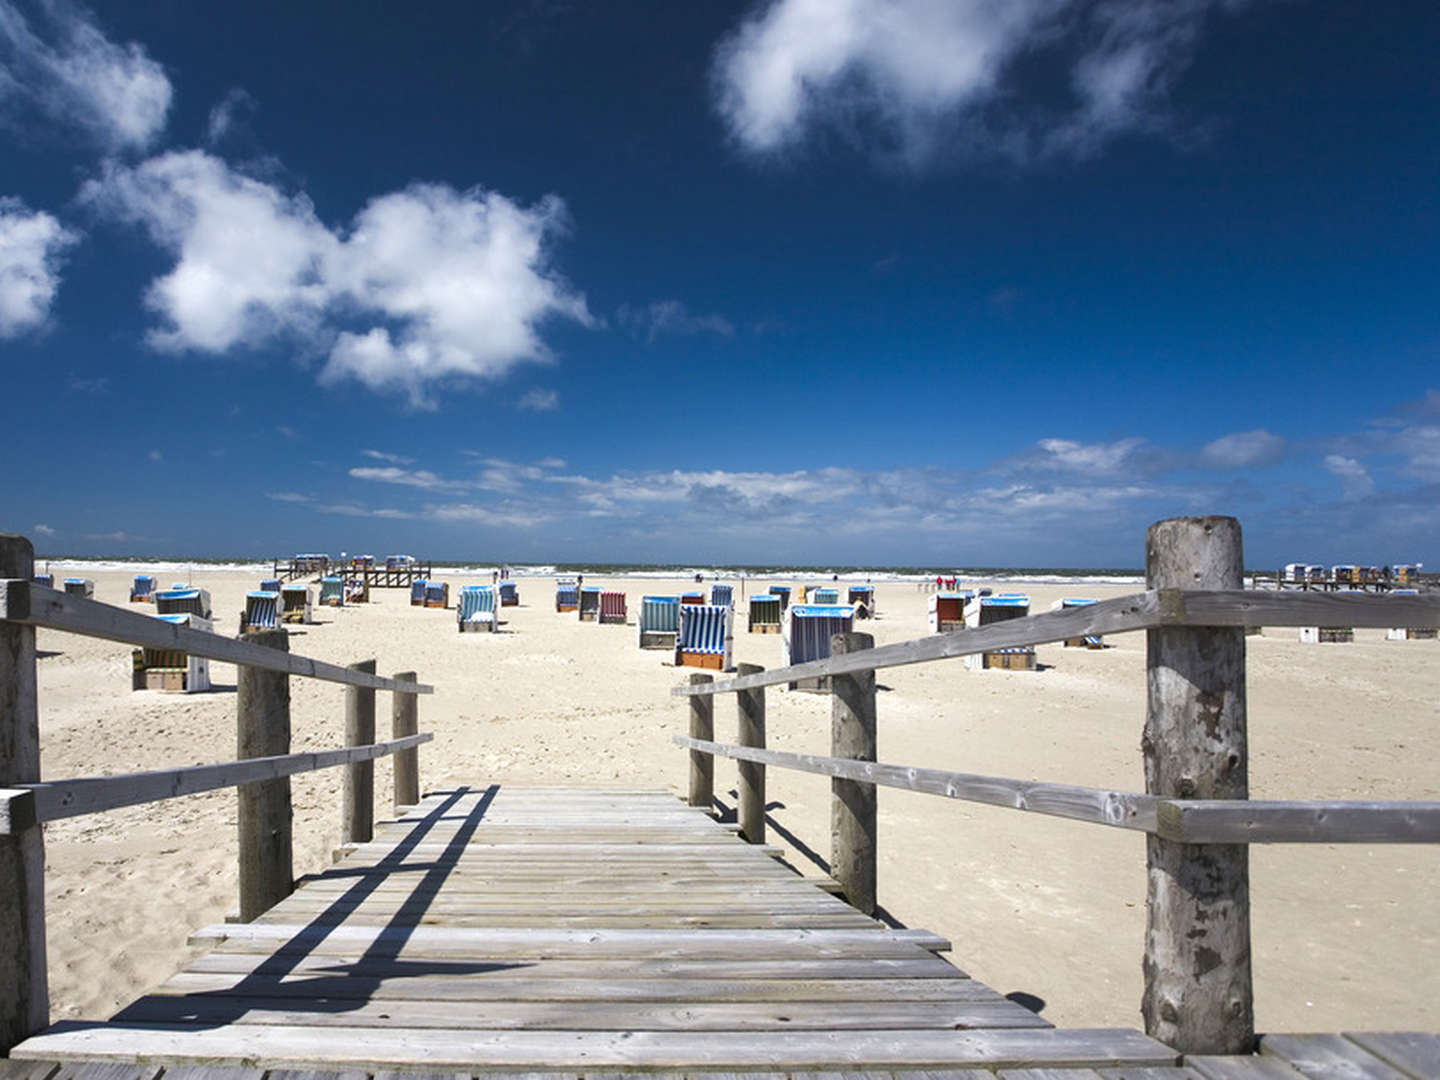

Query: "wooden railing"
(672, 516), (1440, 1056)
(0, 534), (433, 1054)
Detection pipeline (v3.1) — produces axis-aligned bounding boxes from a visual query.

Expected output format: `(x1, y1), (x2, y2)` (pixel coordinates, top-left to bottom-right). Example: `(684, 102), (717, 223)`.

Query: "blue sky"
(2, 0), (1437, 567)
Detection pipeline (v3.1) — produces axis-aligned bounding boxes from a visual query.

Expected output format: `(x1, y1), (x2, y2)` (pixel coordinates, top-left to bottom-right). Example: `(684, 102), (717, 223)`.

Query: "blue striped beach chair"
(156, 587), (211, 618)
(1051, 597), (1103, 648)
(811, 587), (839, 606)
(676, 603), (734, 671)
(577, 586), (602, 621)
(847, 585), (875, 618)
(710, 583), (733, 608)
(320, 576), (345, 607)
(281, 584), (312, 624)
(132, 612), (212, 693)
(555, 579), (578, 612)
(458, 584), (498, 633)
(242, 591), (281, 632)
(33, 573), (53, 589)
(782, 604), (853, 688)
(260, 577), (283, 595)
(748, 594), (782, 634)
(130, 574), (156, 602)
(768, 585), (791, 610)
(638, 596), (680, 649)
(410, 579), (428, 606)
(965, 594), (1034, 670)
(424, 581), (449, 609)
(63, 577), (94, 598)
(499, 581), (519, 606)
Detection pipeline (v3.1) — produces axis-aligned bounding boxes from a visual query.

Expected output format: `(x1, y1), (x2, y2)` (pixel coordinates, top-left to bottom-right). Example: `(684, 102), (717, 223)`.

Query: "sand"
(31, 569), (1440, 1033)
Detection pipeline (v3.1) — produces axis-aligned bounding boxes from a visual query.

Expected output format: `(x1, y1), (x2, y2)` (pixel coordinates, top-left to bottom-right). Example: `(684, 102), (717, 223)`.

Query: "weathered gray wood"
(392, 671), (420, 811)
(1169, 589), (1440, 630)
(1187, 1056), (1307, 1079)
(1155, 800), (1440, 844)
(236, 627), (293, 922)
(673, 737), (1157, 833)
(735, 663), (766, 845)
(688, 673), (714, 809)
(342, 659), (377, 845)
(673, 592), (1161, 695)
(0, 536), (47, 1054)
(154, 1068), (265, 1080)
(1096, 1069), (1204, 1079)
(0, 1053), (58, 1078)
(0, 580), (431, 694)
(10, 1022), (1180, 1071)
(1000, 1070), (1104, 1080)
(831, 632), (878, 917)
(1260, 1034), (1407, 1079)
(1344, 1033), (1440, 1079)
(0, 735), (431, 832)
(1143, 516), (1252, 1056)
(51, 1065), (162, 1080)
(266, 1070), (369, 1080)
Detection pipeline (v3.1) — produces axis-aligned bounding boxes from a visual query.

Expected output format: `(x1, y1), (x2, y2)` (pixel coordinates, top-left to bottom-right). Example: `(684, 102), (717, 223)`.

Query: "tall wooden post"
(830, 631), (877, 916)
(687, 672), (714, 809)
(392, 672), (419, 811)
(236, 628), (293, 921)
(1143, 516), (1253, 1054)
(0, 536), (47, 1052)
(736, 663), (766, 843)
(342, 659), (377, 844)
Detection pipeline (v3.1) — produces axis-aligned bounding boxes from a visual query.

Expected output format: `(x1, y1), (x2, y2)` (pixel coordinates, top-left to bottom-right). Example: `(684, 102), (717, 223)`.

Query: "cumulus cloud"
(0, 197), (78, 337)
(617, 300), (734, 342)
(1202, 429), (1286, 469)
(712, 0), (1239, 164)
(1323, 454), (1374, 500)
(0, 0), (171, 151)
(516, 387), (559, 412)
(83, 152), (594, 404)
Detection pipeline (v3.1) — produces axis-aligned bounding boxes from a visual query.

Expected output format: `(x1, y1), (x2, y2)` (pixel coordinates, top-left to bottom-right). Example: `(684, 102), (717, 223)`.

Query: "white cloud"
(617, 300), (734, 342)
(1202, 429), (1286, 469)
(147, 448), (162, 461)
(33, 523), (54, 536)
(205, 87), (254, 146)
(516, 387), (559, 412)
(0, 0), (171, 151)
(0, 197), (78, 337)
(66, 374), (109, 393)
(84, 153), (594, 404)
(266, 491), (312, 504)
(1027, 436), (1154, 476)
(348, 466), (467, 492)
(1323, 454), (1374, 500)
(712, 0), (1237, 164)
(361, 449), (415, 465)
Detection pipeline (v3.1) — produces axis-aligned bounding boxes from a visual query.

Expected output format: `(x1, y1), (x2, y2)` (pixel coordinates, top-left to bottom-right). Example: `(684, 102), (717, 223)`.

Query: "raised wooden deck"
(8, 787), (1436, 1078)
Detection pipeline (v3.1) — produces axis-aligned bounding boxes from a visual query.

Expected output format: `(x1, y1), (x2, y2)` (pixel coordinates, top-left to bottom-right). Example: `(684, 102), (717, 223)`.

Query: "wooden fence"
(0, 535), (433, 1054)
(673, 516), (1440, 1057)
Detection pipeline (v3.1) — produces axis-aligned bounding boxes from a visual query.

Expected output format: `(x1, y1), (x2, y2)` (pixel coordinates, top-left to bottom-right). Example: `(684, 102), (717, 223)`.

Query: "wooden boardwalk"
(7, 786), (1436, 1078)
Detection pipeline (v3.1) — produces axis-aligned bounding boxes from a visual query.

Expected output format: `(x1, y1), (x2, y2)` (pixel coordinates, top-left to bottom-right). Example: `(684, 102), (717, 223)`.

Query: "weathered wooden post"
(342, 659), (377, 844)
(392, 671), (419, 811)
(1143, 515), (1253, 1054)
(236, 627), (293, 921)
(830, 631), (877, 916)
(0, 536), (47, 1052)
(687, 672), (714, 809)
(736, 662), (766, 843)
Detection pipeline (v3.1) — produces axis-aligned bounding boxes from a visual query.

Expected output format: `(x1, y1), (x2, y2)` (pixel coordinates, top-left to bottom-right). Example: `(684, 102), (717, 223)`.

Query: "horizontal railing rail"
(0, 733), (433, 834)
(1, 580), (433, 694)
(672, 588), (1440, 696)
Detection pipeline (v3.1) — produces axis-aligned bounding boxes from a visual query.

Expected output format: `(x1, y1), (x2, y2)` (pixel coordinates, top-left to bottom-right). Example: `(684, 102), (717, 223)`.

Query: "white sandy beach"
(31, 569), (1439, 1034)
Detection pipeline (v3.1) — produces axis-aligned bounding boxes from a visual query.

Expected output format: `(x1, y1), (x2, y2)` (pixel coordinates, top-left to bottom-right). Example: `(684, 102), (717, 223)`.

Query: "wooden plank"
(116, 995), (1051, 1030)
(10, 1022), (1180, 1071)
(0, 735), (432, 832)
(52, 1066), (161, 1080)
(1097, 1069), (1204, 1079)
(156, 1069), (266, 1080)
(1155, 800), (1440, 844)
(1260, 1034), (1408, 1080)
(1344, 1033), (1440, 1079)
(267, 1070), (369, 1080)
(0, 1062), (58, 1080)
(1171, 589), (1440, 630)
(0, 580), (433, 694)
(999, 1071), (1103, 1079)
(1187, 1056), (1308, 1079)
(251, 912), (880, 929)
(674, 737), (1157, 833)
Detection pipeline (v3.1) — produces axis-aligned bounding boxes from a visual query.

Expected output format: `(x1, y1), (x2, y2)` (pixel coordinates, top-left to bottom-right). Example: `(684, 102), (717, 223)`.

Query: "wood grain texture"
(735, 662), (766, 845)
(342, 660), (377, 845)
(390, 671), (419, 811)
(688, 673), (714, 809)
(831, 633), (877, 917)
(236, 628), (293, 921)
(1155, 800), (1440, 844)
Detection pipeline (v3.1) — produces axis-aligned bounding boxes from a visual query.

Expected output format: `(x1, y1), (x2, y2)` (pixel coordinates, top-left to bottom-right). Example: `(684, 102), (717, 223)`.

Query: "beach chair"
(156, 587), (211, 619)
(577, 586), (602, 622)
(63, 577), (94, 598)
(928, 591), (967, 632)
(410, 579), (428, 606)
(679, 590), (705, 607)
(457, 584), (498, 633)
(638, 596), (680, 650)
(768, 585), (791, 610)
(710, 583), (733, 608)
(132, 613), (212, 693)
(676, 603), (734, 671)
(748, 593), (782, 634)
(241, 591), (281, 633)
(424, 581), (449, 609)
(1394, 564), (1420, 586)
(281, 584), (312, 624)
(811, 587), (839, 605)
(965, 594), (1035, 671)
(130, 575), (157, 603)
(386, 554), (416, 570)
(782, 604), (853, 689)
(1300, 626), (1355, 643)
(345, 575), (369, 603)
(499, 580), (519, 606)
(555, 579), (579, 612)
(320, 576), (345, 607)
(260, 577), (283, 595)
(1385, 590), (1436, 640)
(1332, 564), (1358, 585)
(33, 573), (53, 589)
(1051, 597), (1103, 648)
(848, 585), (876, 618)
(599, 591), (627, 625)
